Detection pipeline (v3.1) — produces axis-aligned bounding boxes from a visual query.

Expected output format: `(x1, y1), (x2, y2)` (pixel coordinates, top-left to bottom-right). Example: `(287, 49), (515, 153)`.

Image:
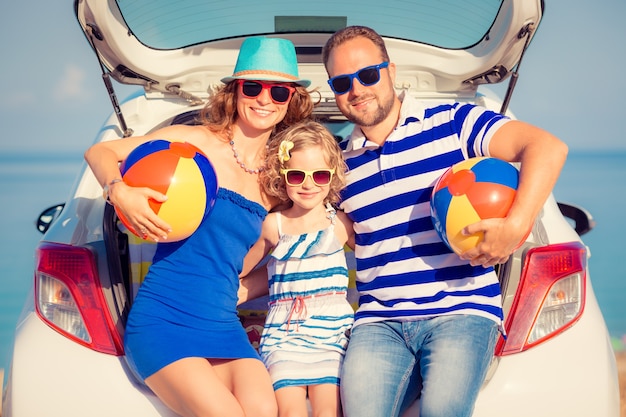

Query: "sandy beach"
(617, 351), (626, 417)
(0, 356), (624, 416)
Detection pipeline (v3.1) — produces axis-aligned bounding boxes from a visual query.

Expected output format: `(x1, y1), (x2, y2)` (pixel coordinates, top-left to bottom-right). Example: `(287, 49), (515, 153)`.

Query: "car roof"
(74, 0), (543, 100)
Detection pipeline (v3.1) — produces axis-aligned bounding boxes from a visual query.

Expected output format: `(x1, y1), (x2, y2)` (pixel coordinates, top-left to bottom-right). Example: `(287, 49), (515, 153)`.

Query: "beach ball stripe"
(471, 159), (519, 189)
(446, 192), (484, 253)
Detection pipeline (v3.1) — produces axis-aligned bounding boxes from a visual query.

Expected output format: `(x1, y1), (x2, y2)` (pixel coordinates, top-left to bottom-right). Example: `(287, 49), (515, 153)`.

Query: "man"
(322, 26), (567, 417)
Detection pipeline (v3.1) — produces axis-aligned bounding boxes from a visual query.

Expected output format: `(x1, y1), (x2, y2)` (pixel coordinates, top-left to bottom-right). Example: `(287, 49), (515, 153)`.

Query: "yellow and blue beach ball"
(430, 157), (519, 255)
(117, 139), (218, 242)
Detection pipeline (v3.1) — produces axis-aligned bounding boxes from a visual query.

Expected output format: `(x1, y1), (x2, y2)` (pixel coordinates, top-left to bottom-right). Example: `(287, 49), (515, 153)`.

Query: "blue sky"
(1, 0), (625, 153)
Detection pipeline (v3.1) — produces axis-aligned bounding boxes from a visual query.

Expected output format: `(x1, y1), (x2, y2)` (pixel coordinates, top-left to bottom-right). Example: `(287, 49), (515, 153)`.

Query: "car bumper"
(3, 312), (175, 417)
(474, 289), (619, 416)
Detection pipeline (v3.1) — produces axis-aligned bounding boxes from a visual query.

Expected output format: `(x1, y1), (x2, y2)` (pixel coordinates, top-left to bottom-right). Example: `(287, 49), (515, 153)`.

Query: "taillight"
(496, 242), (587, 356)
(34, 242), (124, 355)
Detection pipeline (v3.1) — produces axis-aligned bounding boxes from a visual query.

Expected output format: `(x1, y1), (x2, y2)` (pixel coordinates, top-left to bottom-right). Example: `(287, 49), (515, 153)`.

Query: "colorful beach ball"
(117, 139), (218, 242)
(430, 157), (519, 255)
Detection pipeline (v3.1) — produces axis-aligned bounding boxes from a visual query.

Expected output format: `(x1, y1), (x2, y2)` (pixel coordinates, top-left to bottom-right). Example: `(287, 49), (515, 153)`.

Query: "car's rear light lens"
(34, 242), (124, 355)
(496, 242), (587, 356)
(38, 273), (91, 342)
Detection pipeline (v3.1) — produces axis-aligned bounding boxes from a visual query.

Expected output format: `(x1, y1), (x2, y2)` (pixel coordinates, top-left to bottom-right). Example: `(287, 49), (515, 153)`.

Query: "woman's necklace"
(229, 138), (266, 174)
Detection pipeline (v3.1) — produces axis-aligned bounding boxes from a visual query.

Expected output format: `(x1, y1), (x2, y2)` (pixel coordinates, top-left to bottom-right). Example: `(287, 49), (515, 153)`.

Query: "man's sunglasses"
(280, 169), (335, 186)
(327, 62), (389, 95)
(238, 80), (295, 104)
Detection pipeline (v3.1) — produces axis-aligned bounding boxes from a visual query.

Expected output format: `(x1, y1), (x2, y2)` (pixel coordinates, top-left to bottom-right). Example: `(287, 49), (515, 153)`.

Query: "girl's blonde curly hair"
(261, 120), (347, 206)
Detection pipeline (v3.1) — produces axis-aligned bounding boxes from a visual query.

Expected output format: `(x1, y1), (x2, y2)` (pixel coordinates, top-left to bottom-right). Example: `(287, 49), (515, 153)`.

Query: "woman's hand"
(108, 181), (171, 242)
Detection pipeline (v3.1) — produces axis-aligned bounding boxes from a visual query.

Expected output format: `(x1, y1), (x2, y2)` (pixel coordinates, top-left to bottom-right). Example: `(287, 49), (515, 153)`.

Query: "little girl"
(240, 120), (354, 417)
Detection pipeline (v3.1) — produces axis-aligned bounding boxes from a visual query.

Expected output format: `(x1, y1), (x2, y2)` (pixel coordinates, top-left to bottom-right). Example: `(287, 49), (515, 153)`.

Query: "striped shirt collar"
(343, 91), (428, 152)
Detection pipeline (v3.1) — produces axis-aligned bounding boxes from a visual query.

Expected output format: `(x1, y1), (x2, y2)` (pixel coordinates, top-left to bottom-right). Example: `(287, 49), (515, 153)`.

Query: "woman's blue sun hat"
(221, 37), (311, 87)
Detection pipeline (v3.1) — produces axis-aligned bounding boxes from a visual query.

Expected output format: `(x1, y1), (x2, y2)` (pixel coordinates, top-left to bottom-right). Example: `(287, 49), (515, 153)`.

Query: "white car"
(2, 0), (619, 416)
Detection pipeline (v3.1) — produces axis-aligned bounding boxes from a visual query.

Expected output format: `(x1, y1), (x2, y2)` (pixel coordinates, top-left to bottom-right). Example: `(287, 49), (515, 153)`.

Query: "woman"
(84, 36), (313, 417)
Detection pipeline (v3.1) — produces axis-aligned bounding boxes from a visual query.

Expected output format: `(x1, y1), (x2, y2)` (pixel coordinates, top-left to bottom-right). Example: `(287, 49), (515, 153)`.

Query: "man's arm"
(462, 120), (568, 266)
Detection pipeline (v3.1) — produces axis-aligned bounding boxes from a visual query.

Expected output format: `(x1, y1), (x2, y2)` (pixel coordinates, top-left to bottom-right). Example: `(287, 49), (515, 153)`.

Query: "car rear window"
(115, 0), (503, 50)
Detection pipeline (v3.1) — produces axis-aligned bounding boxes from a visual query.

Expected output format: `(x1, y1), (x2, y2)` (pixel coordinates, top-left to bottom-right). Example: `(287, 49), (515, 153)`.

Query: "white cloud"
(53, 65), (92, 102)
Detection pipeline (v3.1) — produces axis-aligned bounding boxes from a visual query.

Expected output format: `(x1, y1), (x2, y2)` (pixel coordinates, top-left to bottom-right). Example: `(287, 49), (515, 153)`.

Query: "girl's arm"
(240, 214), (277, 276)
(238, 265), (270, 305)
(238, 214), (278, 304)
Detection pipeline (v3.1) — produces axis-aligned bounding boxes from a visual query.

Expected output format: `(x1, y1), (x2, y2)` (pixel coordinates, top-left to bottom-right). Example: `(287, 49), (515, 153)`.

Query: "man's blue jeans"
(340, 315), (499, 417)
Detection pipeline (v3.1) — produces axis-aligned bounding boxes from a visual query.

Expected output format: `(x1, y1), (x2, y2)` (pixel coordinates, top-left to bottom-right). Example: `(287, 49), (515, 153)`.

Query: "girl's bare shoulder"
(334, 209), (354, 245)
(261, 211), (281, 246)
(335, 210), (353, 228)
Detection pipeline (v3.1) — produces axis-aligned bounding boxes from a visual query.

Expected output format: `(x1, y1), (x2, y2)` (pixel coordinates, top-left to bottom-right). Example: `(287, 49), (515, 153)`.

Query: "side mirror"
(557, 202), (595, 236)
(36, 203), (65, 234)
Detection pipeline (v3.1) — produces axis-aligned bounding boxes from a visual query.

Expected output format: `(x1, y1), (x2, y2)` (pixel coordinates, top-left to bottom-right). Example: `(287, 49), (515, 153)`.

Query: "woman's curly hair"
(261, 120), (347, 206)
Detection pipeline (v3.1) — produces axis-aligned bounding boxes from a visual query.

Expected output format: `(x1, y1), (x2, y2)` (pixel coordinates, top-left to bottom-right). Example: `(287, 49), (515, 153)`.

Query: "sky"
(0, 1), (626, 154)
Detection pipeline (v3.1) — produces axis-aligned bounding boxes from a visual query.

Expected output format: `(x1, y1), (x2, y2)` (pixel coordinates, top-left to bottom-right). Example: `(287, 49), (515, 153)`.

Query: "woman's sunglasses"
(280, 168), (335, 187)
(327, 62), (389, 95)
(238, 80), (295, 104)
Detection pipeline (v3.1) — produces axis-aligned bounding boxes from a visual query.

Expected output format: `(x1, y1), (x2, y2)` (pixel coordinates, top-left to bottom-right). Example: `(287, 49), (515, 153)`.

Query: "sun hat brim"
(220, 37), (311, 88)
(221, 73), (311, 87)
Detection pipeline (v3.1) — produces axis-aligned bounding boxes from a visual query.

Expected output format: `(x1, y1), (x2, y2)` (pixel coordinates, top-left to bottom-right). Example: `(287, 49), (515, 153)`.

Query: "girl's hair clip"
(278, 140), (294, 164)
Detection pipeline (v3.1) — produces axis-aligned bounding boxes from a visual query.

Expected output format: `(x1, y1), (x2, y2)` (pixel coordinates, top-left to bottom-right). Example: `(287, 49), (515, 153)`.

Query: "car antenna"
(500, 23), (535, 115)
(85, 23), (134, 137)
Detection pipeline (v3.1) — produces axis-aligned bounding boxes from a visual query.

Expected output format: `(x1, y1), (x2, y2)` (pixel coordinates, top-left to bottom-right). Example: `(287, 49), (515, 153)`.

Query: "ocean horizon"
(1, 149), (625, 374)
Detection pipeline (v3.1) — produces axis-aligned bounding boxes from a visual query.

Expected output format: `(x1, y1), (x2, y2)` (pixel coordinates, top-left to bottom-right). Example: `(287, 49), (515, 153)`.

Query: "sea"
(1, 150), (626, 378)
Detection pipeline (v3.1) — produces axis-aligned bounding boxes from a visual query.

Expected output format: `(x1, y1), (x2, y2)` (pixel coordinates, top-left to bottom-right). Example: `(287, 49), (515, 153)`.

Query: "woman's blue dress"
(124, 188), (267, 380)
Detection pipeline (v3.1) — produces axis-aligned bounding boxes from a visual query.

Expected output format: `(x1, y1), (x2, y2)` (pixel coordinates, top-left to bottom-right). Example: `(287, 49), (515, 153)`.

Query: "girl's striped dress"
(259, 210), (354, 390)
